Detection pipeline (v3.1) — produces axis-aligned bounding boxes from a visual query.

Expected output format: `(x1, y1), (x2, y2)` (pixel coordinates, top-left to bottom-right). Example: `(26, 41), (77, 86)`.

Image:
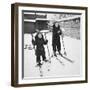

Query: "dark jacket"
(52, 24), (62, 45)
(32, 33), (48, 55)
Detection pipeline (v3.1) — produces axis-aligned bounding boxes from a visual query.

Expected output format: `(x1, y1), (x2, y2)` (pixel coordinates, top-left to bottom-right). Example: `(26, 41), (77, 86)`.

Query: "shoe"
(54, 53), (57, 57)
(36, 63), (42, 66)
(59, 52), (63, 56)
(44, 59), (48, 62)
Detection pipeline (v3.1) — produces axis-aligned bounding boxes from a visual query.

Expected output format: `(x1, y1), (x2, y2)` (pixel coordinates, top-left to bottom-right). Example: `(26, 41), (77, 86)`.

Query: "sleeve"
(32, 35), (37, 45)
(59, 29), (62, 35)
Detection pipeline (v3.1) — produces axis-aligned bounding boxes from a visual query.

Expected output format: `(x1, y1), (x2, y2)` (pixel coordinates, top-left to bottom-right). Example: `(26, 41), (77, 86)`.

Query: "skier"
(32, 30), (48, 66)
(52, 22), (63, 56)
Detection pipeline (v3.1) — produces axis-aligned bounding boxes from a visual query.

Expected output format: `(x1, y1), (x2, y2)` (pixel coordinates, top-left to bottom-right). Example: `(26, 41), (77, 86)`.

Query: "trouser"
(36, 49), (46, 64)
(52, 41), (61, 53)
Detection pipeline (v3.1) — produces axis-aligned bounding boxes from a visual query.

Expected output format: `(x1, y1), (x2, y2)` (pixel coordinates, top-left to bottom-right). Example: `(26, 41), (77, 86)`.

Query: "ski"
(36, 64), (43, 77)
(50, 55), (64, 66)
(57, 54), (74, 63)
(39, 65), (43, 77)
(61, 55), (74, 63)
(44, 33), (51, 64)
(55, 56), (65, 66)
(43, 60), (51, 71)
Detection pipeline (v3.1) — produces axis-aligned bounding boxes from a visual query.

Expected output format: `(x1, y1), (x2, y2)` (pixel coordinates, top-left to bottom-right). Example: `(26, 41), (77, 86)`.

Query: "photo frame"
(11, 3), (88, 87)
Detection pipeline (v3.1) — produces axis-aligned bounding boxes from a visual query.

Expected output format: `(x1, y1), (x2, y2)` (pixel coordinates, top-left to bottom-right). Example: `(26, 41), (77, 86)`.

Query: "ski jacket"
(32, 33), (48, 50)
(52, 24), (62, 39)
(52, 24), (62, 45)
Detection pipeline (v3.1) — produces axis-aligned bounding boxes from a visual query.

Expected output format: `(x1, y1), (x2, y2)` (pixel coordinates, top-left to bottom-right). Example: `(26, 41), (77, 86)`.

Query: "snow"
(24, 32), (81, 79)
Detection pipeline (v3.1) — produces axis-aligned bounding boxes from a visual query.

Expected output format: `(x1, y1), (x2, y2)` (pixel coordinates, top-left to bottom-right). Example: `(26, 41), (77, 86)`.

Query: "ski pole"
(61, 35), (67, 56)
(31, 33), (35, 49)
(44, 33), (51, 63)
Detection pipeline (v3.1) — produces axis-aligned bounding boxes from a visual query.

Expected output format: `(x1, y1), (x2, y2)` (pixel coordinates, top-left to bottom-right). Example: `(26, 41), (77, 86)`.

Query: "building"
(23, 12), (49, 33)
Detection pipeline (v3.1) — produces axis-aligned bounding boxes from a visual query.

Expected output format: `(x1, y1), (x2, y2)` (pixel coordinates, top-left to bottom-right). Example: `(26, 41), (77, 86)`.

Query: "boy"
(32, 31), (48, 66)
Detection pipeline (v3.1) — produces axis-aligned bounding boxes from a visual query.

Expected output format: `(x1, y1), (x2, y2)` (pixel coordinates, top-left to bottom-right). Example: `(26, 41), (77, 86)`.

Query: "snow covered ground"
(24, 32), (82, 79)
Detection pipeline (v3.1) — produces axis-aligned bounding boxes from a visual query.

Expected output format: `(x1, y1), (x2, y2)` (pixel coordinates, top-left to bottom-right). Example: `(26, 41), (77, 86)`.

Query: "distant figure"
(32, 31), (48, 66)
(52, 22), (62, 56)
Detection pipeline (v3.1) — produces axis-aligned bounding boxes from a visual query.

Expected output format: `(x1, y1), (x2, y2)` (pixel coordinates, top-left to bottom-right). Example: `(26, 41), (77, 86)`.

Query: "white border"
(18, 6), (86, 84)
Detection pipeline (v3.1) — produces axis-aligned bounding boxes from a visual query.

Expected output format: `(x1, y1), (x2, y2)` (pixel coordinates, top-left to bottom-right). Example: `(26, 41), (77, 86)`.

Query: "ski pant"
(52, 40), (61, 53)
(36, 48), (46, 64)
(36, 54), (46, 64)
